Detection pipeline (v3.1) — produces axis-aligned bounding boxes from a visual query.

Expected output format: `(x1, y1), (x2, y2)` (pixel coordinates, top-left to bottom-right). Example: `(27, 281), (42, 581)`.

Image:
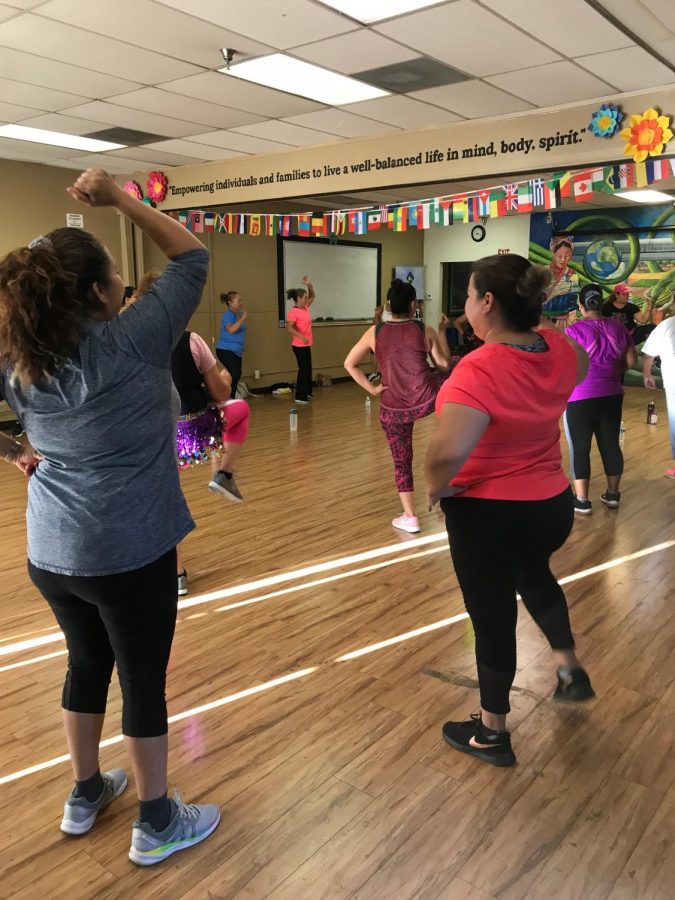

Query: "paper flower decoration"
(620, 108), (673, 163)
(142, 196), (155, 207)
(146, 170), (168, 203)
(588, 103), (622, 138)
(123, 180), (143, 200)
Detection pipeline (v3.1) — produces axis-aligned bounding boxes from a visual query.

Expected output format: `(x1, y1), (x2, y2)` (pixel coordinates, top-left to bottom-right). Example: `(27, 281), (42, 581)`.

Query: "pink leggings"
(221, 399), (250, 445)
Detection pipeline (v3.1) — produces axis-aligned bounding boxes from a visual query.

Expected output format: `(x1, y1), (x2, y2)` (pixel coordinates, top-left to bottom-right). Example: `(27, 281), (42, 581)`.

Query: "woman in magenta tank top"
(345, 279), (454, 533)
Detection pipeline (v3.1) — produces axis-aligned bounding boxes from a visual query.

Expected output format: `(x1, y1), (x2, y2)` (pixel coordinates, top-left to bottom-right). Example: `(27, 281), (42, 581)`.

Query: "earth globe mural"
(584, 239), (623, 279)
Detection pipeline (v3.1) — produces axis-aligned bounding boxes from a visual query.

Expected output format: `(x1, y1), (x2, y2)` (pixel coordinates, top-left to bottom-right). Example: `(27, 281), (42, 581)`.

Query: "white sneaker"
(392, 514), (420, 534)
(129, 793), (220, 866)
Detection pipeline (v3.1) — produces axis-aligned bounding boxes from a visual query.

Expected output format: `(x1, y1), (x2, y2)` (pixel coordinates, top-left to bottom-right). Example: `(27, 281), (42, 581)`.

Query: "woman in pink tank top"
(345, 279), (455, 533)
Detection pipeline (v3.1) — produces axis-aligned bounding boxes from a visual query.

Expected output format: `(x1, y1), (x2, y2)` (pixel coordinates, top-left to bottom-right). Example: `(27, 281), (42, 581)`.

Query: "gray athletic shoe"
(208, 470), (243, 502)
(129, 793), (220, 866)
(60, 769), (128, 835)
(177, 569), (188, 596)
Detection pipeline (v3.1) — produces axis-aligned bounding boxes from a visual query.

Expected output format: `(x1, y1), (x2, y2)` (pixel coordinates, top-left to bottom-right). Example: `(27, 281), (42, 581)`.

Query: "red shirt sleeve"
(287, 308), (298, 325)
(435, 351), (493, 417)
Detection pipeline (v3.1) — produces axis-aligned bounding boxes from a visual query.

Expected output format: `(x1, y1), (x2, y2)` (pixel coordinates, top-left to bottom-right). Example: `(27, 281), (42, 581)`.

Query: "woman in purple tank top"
(345, 279), (455, 533)
(564, 283), (636, 515)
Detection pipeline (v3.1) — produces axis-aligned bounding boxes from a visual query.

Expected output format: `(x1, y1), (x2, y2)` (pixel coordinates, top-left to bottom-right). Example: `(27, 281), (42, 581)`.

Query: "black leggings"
(564, 394), (623, 481)
(442, 488), (575, 715)
(216, 348), (242, 398)
(28, 549), (177, 738)
(292, 345), (313, 401)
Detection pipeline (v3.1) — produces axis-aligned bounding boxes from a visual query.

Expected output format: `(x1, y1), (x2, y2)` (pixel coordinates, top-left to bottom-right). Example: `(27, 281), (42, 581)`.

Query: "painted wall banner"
(148, 87), (675, 210)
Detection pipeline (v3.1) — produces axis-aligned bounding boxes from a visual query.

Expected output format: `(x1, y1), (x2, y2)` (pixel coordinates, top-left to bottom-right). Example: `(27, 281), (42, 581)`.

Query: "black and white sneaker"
(177, 570), (188, 597)
(600, 491), (621, 508)
(295, 398), (310, 405)
(208, 471), (243, 503)
(574, 496), (592, 515)
(554, 666), (595, 702)
(442, 714), (516, 767)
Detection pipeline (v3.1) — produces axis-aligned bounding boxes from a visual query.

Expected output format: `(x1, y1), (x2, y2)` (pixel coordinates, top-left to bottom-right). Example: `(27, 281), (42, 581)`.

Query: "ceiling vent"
(353, 58), (469, 93)
(83, 127), (168, 146)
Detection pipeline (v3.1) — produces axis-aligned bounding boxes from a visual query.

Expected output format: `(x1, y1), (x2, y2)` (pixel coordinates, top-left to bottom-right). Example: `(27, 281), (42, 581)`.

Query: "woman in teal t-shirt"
(216, 290), (247, 397)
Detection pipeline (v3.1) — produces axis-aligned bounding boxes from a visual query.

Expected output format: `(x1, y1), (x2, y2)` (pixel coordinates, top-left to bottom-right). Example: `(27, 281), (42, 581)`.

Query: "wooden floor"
(0, 383), (674, 900)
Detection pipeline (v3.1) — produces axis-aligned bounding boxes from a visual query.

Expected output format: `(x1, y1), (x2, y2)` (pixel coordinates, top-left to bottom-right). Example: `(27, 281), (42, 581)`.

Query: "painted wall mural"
(529, 205), (675, 319)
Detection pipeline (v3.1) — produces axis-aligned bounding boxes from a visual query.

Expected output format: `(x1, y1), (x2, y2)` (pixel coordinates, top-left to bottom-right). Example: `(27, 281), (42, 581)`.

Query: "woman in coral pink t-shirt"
(285, 276), (315, 403)
(425, 254), (594, 768)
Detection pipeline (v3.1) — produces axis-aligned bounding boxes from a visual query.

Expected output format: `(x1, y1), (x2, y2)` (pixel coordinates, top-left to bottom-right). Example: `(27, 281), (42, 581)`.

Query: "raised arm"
(301, 276), (316, 306)
(67, 169), (202, 259)
(344, 327), (383, 395)
(634, 298), (654, 326)
(225, 310), (247, 333)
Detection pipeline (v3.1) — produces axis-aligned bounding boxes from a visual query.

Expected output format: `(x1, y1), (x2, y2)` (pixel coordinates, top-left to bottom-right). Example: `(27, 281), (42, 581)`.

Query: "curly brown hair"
(0, 228), (111, 386)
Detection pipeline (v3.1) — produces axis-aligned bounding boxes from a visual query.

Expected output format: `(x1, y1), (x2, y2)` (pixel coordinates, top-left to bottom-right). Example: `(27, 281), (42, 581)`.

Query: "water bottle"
(289, 407), (298, 432)
(647, 401), (657, 425)
(365, 395), (371, 412)
(619, 420), (625, 444)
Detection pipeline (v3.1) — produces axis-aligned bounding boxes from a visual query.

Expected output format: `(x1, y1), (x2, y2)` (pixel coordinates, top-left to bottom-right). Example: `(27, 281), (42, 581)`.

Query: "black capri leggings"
(216, 348), (243, 398)
(442, 488), (575, 715)
(28, 549), (177, 738)
(564, 394), (624, 481)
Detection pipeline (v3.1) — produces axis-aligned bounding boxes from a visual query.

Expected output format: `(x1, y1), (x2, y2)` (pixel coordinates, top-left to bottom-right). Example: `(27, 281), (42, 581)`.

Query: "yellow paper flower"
(620, 107), (673, 163)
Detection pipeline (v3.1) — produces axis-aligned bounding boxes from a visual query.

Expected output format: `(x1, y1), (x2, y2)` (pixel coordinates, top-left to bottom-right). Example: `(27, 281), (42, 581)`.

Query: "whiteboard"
(281, 238), (380, 322)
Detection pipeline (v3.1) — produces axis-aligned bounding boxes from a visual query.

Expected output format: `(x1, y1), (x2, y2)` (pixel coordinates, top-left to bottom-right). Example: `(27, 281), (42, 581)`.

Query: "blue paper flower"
(588, 103), (623, 138)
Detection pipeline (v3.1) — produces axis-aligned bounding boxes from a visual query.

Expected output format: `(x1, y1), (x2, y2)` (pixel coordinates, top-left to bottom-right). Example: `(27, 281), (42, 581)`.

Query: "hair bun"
(579, 283), (603, 311)
(516, 264), (552, 305)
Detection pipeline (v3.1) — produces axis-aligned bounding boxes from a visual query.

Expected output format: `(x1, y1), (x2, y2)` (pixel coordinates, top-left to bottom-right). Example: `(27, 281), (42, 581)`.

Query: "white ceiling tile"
(0, 1), (44, 8)
(67, 152), (144, 173)
(374, 1), (560, 77)
(292, 30), (419, 73)
(283, 108), (401, 136)
(142, 138), (248, 160)
(480, 0), (632, 57)
(486, 61), (615, 106)
(642, 0), (675, 32)
(16, 112), (110, 134)
(0, 98), (45, 121)
(0, 14), (202, 82)
(0, 48), (142, 98)
(653, 38), (675, 66)
(186, 130), (297, 154)
(107, 146), (207, 166)
(160, 71), (324, 118)
(0, 135), (87, 158)
(0, 76), (86, 110)
(591, 0), (669, 44)
(341, 94), (462, 128)
(232, 120), (340, 146)
(154, 0), (357, 50)
(107, 87), (265, 130)
(60, 101), (214, 139)
(575, 46), (675, 91)
(0, 5), (20, 22)
(409, 80), (533, 117)
(36, 0), (272, 68)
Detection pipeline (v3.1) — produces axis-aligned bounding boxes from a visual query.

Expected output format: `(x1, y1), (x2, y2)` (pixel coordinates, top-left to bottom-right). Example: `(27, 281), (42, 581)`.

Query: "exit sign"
(498, 248), (510, 255)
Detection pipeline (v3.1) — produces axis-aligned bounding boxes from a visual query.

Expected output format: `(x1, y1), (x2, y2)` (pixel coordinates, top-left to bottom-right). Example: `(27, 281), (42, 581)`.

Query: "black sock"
(74, 769), (105, 802)
(139, 792), (173, 832)
(221, 470), (232, 479)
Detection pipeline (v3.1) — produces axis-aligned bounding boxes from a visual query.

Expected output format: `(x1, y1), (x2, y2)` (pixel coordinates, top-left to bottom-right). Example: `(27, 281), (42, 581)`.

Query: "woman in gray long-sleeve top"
(0, 169), (219, 866)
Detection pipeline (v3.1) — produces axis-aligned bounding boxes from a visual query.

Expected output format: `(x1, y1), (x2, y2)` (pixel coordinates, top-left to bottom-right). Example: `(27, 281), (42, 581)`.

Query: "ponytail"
(286, 287), (307, 304)
(0, 227), (111, 386)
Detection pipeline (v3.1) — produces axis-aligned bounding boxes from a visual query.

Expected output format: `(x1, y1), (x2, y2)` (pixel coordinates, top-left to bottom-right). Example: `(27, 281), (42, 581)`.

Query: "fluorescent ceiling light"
(615, 189), (673, 204)
(220, 53), (388, 105)
(0, 124), (124, 152)
(316, 0), (446, 23)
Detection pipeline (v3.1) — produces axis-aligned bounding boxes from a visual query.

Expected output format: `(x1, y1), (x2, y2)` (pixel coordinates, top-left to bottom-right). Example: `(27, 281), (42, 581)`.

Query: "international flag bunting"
(648, 158), (670, 182)
(297, 214), (311, 236)
(248, 215), (262, 236)
(553, 171), (573, 199)
(178, 211), (188, 227)
(367, 210), (381, 231)
(502, 183), (519, 212)
(417, 202), (431, 230)
(331, 211), (347, 235)
(311, 215), (327, 236)
(529, 178), (545, 208)
(573, 171), (593, 202)
(264, 214), (276, 237)
(517, 182), (533, 213)
(203, 211), (215, 232)
(349, 210), (367, 235)
(606, 163), (634, 191)
(280, 215), (292, 237)
(490, 189), (506, 218)
(392, 205), (408, 231)
(440, 198), (453, 227)
(452, 198), (467, 222)
(477, 191), (491, 218)
(190, 211), (204, 233)
(428, 198), (441, 225)
(237, 214), (246, 235)
(466, 195), (480, 223)
(408, 204), (418, 228)
(544, 180), (561, 210)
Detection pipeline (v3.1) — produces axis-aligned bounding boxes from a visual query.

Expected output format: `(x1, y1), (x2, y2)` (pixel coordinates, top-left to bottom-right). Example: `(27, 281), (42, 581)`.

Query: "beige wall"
(0, 159), (123, 265)
(144, 227), (424, 387)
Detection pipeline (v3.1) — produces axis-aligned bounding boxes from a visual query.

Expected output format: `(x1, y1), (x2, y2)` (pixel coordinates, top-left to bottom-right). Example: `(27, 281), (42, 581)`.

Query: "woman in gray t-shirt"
(0, 169), (219, 866)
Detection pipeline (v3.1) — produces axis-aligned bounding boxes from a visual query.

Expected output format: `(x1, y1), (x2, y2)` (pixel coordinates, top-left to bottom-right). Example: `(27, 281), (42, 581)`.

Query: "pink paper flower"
(146, 171), (168, 203)
(123, 180), (143, 200)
